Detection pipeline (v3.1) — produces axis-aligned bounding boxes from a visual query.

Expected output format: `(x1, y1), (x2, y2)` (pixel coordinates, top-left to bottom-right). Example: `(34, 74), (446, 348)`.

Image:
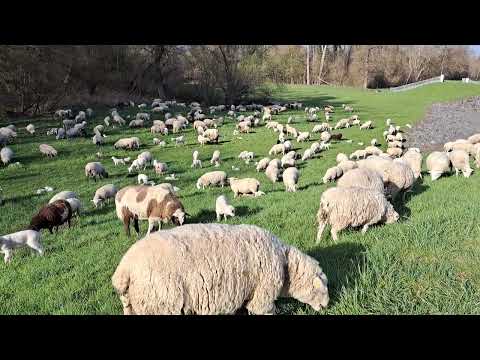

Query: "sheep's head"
(384, 203), (399, 224)
(91, 197), (103, 208)
(226, 205), (235, 217)
(171, 208), (186, 226)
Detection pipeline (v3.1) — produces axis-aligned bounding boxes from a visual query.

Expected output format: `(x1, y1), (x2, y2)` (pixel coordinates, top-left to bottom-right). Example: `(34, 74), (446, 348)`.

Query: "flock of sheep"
(1, 96), (479, 315)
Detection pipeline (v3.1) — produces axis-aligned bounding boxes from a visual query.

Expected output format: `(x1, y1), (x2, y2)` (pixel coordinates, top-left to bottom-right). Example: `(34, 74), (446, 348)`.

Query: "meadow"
(1, 82), (480, 315)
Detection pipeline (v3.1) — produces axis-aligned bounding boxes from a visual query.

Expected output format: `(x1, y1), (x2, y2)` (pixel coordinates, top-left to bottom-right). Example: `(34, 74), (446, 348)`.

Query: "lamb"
(334, 118), (350, 130)
(111, 223), (329, 315)
(138, 174), (154, 185)
(322, 166), (343, 184)
(320, 131), (331, 143)
(26, 124), (35, 135)
(65, 198), (82, 217)
(85, 162), (109, 181)
(386, 147), (403, 158)
(302, 148), (315, 161)
(191, 150), (202, 168)
(336, 153), (349, 163)
(448, 149), (473, 178)
(115, 185), (187, 236)
(203, 128), (220, 143)
(153, 160), (168, 175)
(265, 162), (282, 183)
(0, 230), (43, 263)
(172, 136), (185, 147)
(350, 150), (367, 160)
(1, 147), (14, 165)
(210, 150), (221, 167)
(49, 191), (77, 204)
(316, 187), (399, 242)
(112, 156), (125, 166)
(229, 177), (260, 198)
(269, 144), (285, 156)
(92, 184), (118, 208)
(256, 157), (271, 172)
(310, 142), (321, 154)
(215, 195), (235, 221)
(337, 160), (358, 174)
(196, 171), (228, 190)
(400, 148), (423, 179)
(360, 121), (373, 130)
(337, 168), (385, 193)
(297, 132), (310, 142)
(28, 200), (73, 234)
(283, 167), (299, 192)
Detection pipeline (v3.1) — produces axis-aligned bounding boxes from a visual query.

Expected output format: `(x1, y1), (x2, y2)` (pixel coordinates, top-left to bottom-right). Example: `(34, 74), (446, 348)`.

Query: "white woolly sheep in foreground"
(337, 168), (384, 194)
(39, 144), (58, 158)
(316, 187), (399, 242)
(336, 153), (349, 163)
(426, 151), (452, 181)
(196, 171), (228, 190)
(1, 147), (14, 165)
(448, 149), (473, 178)
(323, 166), (343, 184)
(26, 124), (35, 135)
(85, 162), (108, 181)
(337, 160), (357, 174)
(0, 230), (43, 263)
(49, 191), (77, 204)
(210, 150), (221, 167)
(297, 132), (310, 142)
(111, 223), (329, 315)
(256, 157), (271, 172)
(283, 167), (299, 192)
(400, 148), (423, 179)
(229, 177), (260, 198)
(66, 198), (82, 217)
(191, 150), (202, 168)
(215, 195), (235, 221)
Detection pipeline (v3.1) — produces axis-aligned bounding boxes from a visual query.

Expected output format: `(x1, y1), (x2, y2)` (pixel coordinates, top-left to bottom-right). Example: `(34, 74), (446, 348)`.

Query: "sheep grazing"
(268, 144), (285, 156)
(400, 148), (423, 179)
(334, 118), (350, 130)
(48, 191), (77, 204)
(322, 166), (343, 184)
(297, 132), (310, 142)
(153, 160), (168, 175)
(342, 104), (354, 112)
(316, 187), (399, 242)
(56, 128), (66, 140)
(364, 146), (383, 156)
(350, 150), (367, 160)
(448, 149), (473, 178)
(26, 124), (35, 135)
(312, 123), (330, 133)
(215, 195), (235, 221)
(191, 150), (202, 168)
(265, 162), (282, 183)
(85, 162), (108, 181)
(336, 153), (349, 163)
(302, 148), (315, 161)
(386, 147), (403, 158)
(114, 137), (140, 150)
(65, 198), (82, 217)
(196, 171), (228, 190)
(210, 150), (221, 167)
(112, 156), (125, 166)
(111, 223), (329, 315)
(92, 184), (118, 208)
(138, 174), (154, 185)
(337, 168), (385, 194)
(1, 147), (14, 165)
(0, 230), (43, 263)
(255, 157), (270, 172)
(92, 133), (104, 146)
(283, 167), (299, 192)
(310, 142), (321, 154)
(28, 200), (73, 234)
(360, 121), (373, 130)
(229, 177), (260, 198)
(337, 160), (358, 174)
(172, 136), (185, 147)
(203, 128), (220, 143)
(115, 185), (187, 236)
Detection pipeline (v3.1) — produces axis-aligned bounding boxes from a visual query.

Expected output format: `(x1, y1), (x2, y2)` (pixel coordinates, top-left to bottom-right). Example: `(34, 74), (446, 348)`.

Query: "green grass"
(1, 81), (480, 315)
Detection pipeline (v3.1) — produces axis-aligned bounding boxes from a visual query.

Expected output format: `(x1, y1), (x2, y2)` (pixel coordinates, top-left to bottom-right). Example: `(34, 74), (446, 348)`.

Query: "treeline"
(1, 45), (479, 117)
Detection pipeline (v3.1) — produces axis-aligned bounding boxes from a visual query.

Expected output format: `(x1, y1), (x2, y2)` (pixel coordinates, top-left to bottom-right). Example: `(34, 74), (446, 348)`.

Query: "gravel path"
(406, 96), (480, 152)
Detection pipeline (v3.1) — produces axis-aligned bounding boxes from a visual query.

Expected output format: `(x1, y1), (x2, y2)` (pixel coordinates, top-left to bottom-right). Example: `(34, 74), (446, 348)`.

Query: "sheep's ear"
(313, 277), (324, 289)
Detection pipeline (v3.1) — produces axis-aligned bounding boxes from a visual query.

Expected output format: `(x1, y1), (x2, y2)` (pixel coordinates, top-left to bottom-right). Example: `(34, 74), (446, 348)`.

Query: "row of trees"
(1, 45), (479, 116)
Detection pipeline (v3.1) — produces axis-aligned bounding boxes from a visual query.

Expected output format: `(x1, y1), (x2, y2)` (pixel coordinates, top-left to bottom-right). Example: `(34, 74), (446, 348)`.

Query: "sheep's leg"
(361, 224), (369, 234)
(147, 218), (156, 235)
(455, 168), (459, 177)
(123, 216), (131, 237)
(330, 227), (340, 242)
(29, 241), (44, 256)
(316, 222), (327, 244)
(216, 213), (221, 222)
(133, 218), (140, 235)
(4, 250), (12, 264)
(246, 287), (277, 315)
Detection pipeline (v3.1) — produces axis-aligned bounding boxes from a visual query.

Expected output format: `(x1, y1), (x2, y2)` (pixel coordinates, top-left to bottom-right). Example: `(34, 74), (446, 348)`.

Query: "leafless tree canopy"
(0, 45), (478, 116)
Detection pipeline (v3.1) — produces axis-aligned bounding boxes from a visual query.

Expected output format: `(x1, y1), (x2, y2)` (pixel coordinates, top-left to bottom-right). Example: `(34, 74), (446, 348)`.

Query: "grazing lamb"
(65, 198), (82, 217)
(28, 200), (73, 234)
(112, 156), (125, 166)
(191, 150), (202, 168)
(153, 160), (168, 175)
(138, 174), (153, 185)
(283, 167), (299, 192)
(85, 162), (108, 181)
(215, 195), (235, 221)
(210, 150), (221, 167)
(337, 168), (385, 193)
(316, 187), (399, 242)
(172, 136), (185, 147)
(400, 148), (423, 179)
(0, 230), (43, 263)
(322, 166), (343, 184)
(302, 148), (315, 161)
(448, 149), (473, 178)
(229, 177), (260, 198)
(115, 185), (187, 236)
(297, 132), (310, 142)
(1, 147), (14, 165)
(360, 121), (373, 130)
(92, 184), (118, 208)
(26, 124), (35, 135)
(196, 171), (228, 190)
(111, 223), (329, 315)
(269, 144), (285, 156)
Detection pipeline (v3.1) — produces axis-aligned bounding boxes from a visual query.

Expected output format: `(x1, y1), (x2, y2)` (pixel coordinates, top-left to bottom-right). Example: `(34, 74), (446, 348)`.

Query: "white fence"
(389, 75), (444, 92)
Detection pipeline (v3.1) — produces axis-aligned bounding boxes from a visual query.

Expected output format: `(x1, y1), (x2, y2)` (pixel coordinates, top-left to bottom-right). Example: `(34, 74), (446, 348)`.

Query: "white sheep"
(1, 147), (14, 165)
(350, 150), (367, 160)
(269, 144), (285, 156)
(337, 160), (358, 174)
(153, 160), (168, 175)
(111, 223), (329, 315)
(92, 184), (118, 208)
(138, 174), (150, 185)
(85, 162), (108, 181)
(172, 136), (185, 146)
(196, 171), (228, 190)
(26, 124), (35, 135)
(191, 150), (202, 168)
(49, 191), (77, 204)
(210, 150), (221, 167)
(112, 156), (125, 166)
(215, 195), (235, 221)
(336, 153), (349, 163)
(256, 157), (271, 172)
(66, 198), (82, 217)
(400, 148), (423, 179)
(316, 187), (399, 242)
(0, 230), (43, 263)
(283, 167), (299, 192)
(297, 132), (310, 142)
(229, 177), (260, 198)
(302, 148), (315, 161)
(283, 141), (293, 153)
(322, 166), (343, 184)
(265, 163), (282, 183)
(371, 139), (378, 146)
(337, 168), (384, 193)
(360, 121), (373, 130)
(448, 149), (473, 178)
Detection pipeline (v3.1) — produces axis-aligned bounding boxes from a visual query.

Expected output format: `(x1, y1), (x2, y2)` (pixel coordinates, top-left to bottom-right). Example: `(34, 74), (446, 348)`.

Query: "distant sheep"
(297, 132), (310, 142)
(191, 150), (202, 168)
(92, 184), (118, 208)
(196, 171), (228, 190)
(26, 124), (35, 135)
(283, 167), (299, 192)
(229, 177), (260, 198)
(1, 147), (14, 165)
(85, 162), (108, 181)
(322, 166), (343, 184)
(210, 150), (221, 167)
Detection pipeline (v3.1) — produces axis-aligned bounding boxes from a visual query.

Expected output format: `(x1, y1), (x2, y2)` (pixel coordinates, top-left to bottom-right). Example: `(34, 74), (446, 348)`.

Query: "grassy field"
(1, 81), (480, 315)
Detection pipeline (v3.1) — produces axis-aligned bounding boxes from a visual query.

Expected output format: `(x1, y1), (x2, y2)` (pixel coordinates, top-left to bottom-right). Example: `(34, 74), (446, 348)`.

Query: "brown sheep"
(28, 200), (73, 234)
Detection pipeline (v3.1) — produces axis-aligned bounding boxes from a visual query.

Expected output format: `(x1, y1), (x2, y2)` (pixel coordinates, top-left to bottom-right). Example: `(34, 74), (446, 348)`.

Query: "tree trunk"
(306, 45), (310, 85)
(363, 47), (372, 89)
(318, 45), (327, 84)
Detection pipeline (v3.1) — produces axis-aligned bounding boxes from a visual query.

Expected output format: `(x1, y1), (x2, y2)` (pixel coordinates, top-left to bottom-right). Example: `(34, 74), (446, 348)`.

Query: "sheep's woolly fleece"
(337, 168), (385, 194)
(112, 223), (329, 315)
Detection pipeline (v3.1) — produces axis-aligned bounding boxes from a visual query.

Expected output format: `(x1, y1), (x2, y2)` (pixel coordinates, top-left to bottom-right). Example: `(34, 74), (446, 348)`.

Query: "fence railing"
(389, 76), (444, 92)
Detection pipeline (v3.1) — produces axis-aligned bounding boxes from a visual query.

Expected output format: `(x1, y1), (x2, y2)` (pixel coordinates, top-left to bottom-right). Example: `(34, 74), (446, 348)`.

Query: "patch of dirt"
(406, 96), (480, 152)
